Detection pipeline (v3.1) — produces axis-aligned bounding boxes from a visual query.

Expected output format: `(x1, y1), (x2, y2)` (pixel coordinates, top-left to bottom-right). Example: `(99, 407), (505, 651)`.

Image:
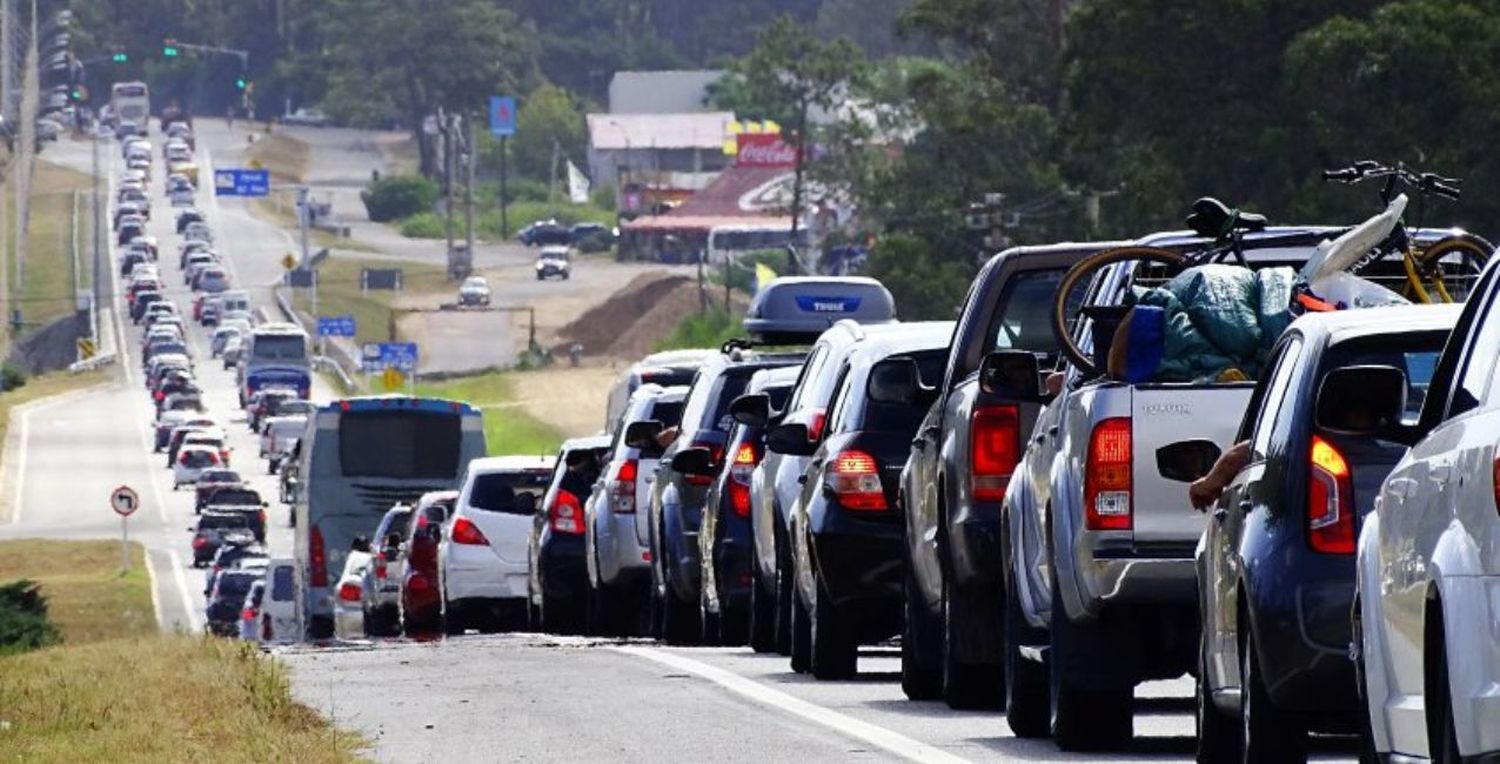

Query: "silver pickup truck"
(1000, 226), (1340, 750)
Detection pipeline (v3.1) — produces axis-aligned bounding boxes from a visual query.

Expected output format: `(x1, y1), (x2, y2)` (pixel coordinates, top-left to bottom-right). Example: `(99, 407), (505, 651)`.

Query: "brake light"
(241, 607), (257, 621)
(337, 582), (361, 602)
(192, 536), (208, 548)
(550, 490), (585, 534)
(609, 459), (638, 513)
(1493, 451), (1500, 516)
(450, 516), (489, 545)
(825, 450), (887, 510)
(309, 525), (327, 587)
(684, 440), (723, 487)
(1084, 417), (1132, 531)
(154, 390), (164, 402)
(808, 408), (828, 441)
(1307, 435), (1355, 554)
(728, 443), (758, 518)
(407, 574), (430, 593)
(374, 554), (387, 581)
(972, 405), (1020, 502)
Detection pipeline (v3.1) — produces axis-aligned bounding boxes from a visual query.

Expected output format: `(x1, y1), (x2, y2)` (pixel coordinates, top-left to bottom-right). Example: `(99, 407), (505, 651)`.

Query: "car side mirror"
(867, 358), (921, 405)
(979, 350), (1042, 401)
(729, 393), (770, 428)
(624, 420), (665, 457)
(671, 447), (717, 477)
(1317, 365), (1407, 435)
(766, 423), (818, 457)
(1156, 439), (1222, 483)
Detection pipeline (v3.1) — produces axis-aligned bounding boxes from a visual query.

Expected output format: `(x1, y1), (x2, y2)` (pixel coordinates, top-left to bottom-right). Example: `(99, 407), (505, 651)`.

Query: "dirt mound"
(559, 272), (698, 358)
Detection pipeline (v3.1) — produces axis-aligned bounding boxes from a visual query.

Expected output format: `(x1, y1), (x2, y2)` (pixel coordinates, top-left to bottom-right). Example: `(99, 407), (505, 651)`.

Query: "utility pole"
(298, 185), (315, 317)
(464, 114), (475, 259)
(91, 126), (101, 340)
(1, 0), (12, 125)
(499, 134), (509, 239)
(12, 0), (35, 314)
(441, 111), (455, 256)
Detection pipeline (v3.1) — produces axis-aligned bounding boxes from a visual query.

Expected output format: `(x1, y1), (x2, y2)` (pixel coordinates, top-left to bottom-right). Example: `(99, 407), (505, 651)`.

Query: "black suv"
(775, 324), (952, 678)
(1188, 304), (1459, 761)
(637, 347), (806, 644)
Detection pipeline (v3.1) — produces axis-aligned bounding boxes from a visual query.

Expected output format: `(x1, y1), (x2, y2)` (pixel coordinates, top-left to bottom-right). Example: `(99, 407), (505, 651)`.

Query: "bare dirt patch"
(558, 272), (722, 360)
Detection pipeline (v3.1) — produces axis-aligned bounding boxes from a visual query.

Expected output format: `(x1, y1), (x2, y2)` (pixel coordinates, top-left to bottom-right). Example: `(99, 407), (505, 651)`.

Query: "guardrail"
(273, 286), (358, 393)
(69, 352), (116, 373)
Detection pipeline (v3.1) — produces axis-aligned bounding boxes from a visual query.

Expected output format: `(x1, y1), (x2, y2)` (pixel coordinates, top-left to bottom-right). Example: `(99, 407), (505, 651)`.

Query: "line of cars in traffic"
(214, 199), (1498, 758)
(116, 131), (309, 643)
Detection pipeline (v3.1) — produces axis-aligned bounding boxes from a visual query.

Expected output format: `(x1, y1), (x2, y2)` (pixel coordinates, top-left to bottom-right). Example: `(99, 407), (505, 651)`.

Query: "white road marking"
(11, 408), (28, 526)
(168, 548), (201, 631)
(144, 546), (165, 628)
(615, 645), (974, 764)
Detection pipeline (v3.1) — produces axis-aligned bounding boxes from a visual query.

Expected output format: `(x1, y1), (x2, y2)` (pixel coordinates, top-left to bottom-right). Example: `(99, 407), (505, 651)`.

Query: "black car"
(205, 543), (269, 595)
(117, 221), (144, 247)
(129, 292), (163, 323)
(191, 511), (257, 567)
(1190, 304), (1458, 761)
(176, 209), (204, 233)
(205, 569), (261, 636)
(779, 325), (951, 678)
(640, 348), (806, 644)
(196, 485), (264, 516)
(528, 435), (611, 634)
(697, 365), (798, 645)
(571, 223), (614, 252)
(518, 220), (570, 246)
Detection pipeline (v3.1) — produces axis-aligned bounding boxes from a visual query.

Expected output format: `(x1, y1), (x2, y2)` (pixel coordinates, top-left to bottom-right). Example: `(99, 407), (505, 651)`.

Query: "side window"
(825, 365), (856, 434)
(1249, 337), (1303, 459)
(1450, 294), (1500, 417)
(788, 345), (829, 414)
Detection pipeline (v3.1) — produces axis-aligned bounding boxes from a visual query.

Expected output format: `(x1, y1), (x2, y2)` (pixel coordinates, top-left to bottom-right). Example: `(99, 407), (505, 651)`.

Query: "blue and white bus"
(236, 322), (311, 406)
(292, 396), (487, 638)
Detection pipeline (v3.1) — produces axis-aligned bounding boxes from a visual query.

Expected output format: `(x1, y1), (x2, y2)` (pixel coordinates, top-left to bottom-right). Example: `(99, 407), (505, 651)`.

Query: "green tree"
(509, 84), (588, 190)
(866, 233), (973, 320)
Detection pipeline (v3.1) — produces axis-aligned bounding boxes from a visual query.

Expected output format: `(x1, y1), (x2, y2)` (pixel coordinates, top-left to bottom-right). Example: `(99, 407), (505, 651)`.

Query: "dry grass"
(0, 636), (363, 763)
(415, 370), (566, 456)
(0, 539), (153, 643)
(247, 132), (312, 184)
(290, 255), (447, 346)
(13, 160), (94, 330)
(0, 539), (364, 762)
(250, 192), (378, 254)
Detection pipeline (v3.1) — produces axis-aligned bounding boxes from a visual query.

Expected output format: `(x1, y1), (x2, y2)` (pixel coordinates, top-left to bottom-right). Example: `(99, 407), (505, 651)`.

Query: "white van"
(259, 558), (301, 643)
(218, 289), (251, 316)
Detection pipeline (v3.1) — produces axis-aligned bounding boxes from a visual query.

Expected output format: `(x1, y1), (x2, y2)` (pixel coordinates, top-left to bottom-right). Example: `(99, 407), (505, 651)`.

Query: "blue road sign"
(361, 342), (419, 373)
(317, 315), (356, 338)
(489, 96), (516, 137)
(213, 168), (270, 197)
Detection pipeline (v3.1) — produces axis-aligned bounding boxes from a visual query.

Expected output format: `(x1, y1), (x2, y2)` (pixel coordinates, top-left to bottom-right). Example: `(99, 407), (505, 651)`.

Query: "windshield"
(199, 513), (250, 530)
(206, 488), (261, 506)
(988, 268), (1071, 355)
(251, 335), (307, 363)
(338, 411), (461, 479)
(469, 470), (552, 515)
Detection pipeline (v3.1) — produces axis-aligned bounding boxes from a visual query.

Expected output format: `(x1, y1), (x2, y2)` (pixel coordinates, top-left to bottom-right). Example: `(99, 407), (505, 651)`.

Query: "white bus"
(110, 81), (151, 133)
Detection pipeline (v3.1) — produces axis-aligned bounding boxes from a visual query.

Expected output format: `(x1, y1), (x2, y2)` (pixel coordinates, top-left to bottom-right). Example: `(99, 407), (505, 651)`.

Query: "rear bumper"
(810, 524), (904, 606)
(539, 536), (588, 599)
(1062, 535), (1198, 621)
(1245, 554), (1360, 722)
(948, 511), (1001, 588)
(595, 511), (649, 586)
(442, 547), (527, 600)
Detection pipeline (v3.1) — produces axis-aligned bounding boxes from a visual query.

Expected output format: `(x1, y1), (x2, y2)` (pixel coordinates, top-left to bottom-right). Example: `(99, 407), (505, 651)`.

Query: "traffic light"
(235, 77), (247, 91)
(111, 52), (127, 63)
(162, 45), (179, 57)
(69, 84), (87, 102)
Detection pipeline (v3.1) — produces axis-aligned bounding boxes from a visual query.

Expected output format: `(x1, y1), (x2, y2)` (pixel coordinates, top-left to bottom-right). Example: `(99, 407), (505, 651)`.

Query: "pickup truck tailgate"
(1130, 384), (1254, 544)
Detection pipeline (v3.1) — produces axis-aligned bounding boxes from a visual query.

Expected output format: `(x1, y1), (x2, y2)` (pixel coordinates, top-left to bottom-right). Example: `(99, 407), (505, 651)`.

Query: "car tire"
(748, 557), (778, 653)
(1352, 597), (1381, 764)
(541, 590), (581, 636)
(942, 578), (1003, 710)
(901, 565), (942, 700)
(1003, 571), (1049, 737)
(585, 581), (614, 637)
(790, 581), (811, 674)
(773, 519), (794, 656)
(809, 578), (857, 680)
(1430, 624), (1462, 764)
(442, 597), (465, 636)
(718, 601), (748, 647)
(1049, 596), (1133, 752)
(698, 591), (721, 646)
(1195, 638), (1238, 762)
(660, 583), (699, 646)
(1242, 628), (1305, 761)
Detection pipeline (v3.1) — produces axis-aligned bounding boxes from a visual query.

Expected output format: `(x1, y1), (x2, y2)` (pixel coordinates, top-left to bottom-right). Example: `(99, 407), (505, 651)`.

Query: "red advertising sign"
(735, 133), (799, 168)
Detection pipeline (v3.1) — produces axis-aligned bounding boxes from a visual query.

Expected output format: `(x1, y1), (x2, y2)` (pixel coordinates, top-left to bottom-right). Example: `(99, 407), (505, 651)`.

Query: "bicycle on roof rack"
(1320, 160), (1492, 305)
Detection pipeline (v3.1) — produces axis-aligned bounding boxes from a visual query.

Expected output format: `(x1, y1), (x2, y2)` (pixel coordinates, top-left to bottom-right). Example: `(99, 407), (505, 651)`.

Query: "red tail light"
(154, 390), (165, 401)
(450, 516), (489, 545)
(684, 441), (723, 487)
(192, 536), (208, 548)
(1493, 452), (1499, 516)
(550, 490), (585, 534)
(1084, 418), (1132, 531)
(807, 408), (828, 441)
(1307, 435), (1355, 554)
(374, 554), (388, 581)
(609, 459), (638, 513)
(407, 574), (430, 593)
(337, 582), (361, 602)
(728, 442), (758, 518)
(309, 524), (328, 587)
(825, 450), (887, 511)
(241, 607), (257, 621)
(972, 405), (1021, 502)
(179, 453), (190, 465)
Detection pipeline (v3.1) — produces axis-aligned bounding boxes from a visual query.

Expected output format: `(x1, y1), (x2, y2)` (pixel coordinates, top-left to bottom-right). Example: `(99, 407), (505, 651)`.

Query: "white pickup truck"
(1000, 225), (1342, 749)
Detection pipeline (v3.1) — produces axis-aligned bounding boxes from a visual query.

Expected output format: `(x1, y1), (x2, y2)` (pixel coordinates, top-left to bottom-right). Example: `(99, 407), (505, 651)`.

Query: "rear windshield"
(841, 350), (949, 435)
(182, 450), (217, 467)
(648, 399), (684, 428)
(216, 573), (257, 599)
(199, 513), (250, 530)
(469, 470), (552, 514)
(1322, 333), (1447, 427)
(270, 566), (295, 601)
(988, 268), (1071, 356)
(206, 488), (261, 506)
(681, 368), (758, 435)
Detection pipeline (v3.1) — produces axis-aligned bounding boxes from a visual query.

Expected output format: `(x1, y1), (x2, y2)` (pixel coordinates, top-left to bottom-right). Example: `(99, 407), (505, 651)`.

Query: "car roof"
(748, 365), (800, 392)
(466, 455), (558, 473)
(843, 322), (956, 365)
(1291, 303), (1463, 345)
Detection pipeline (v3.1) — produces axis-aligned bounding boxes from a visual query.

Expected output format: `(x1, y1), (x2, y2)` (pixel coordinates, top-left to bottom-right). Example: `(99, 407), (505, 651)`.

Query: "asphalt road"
(9, 129), (1360, 764)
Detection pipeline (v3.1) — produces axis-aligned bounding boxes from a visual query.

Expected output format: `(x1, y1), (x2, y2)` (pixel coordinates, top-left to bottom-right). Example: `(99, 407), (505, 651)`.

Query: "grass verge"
(290, 255), (446, 346)
(0, 539), (363, 762)
(247, 132), (311, 183)
(416, 369), (564, 456)
(252, 192), (377, 254)
(15, 161), (94, 330)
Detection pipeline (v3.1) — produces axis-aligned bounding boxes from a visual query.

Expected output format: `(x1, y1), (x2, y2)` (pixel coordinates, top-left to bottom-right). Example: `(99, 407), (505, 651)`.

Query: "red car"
(400, 490), (458, 636)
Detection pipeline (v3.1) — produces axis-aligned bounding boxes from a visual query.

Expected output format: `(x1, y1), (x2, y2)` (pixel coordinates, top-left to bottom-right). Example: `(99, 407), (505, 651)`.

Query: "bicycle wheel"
(1416, 236), (1493, 303)
(1050, 246), (1190, 376)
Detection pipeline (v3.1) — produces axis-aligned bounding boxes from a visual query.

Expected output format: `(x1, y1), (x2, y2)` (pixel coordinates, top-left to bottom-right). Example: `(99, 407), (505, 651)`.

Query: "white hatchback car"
(1355, 260), (1500, 762)
(438, 455), (555, 633)
(173, 444), (222, 489)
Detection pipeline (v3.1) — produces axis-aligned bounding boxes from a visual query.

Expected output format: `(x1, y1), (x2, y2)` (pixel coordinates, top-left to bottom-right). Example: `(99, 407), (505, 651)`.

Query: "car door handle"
(1213, 507), (1228, 522)
(797, 474), (808, 485)
(1048, 425), (1059, 436)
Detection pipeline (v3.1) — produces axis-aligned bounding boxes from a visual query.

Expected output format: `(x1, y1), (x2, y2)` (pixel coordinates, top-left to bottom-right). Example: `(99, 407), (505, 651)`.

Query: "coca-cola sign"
(736, 133), (799, 168)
